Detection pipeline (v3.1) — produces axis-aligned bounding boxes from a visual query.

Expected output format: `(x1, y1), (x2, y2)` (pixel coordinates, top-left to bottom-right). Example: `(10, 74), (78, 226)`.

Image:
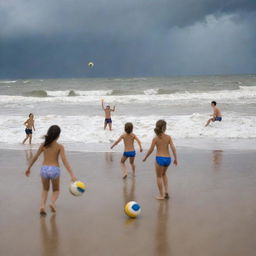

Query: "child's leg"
(129, 157), (136, 176)
(22, 134), (29, 144)
(121, 156), (128, 179)
(162, 166), (169, 198)
(205, 118), (214, 127)
(155, 162), (165, 200)
(40, 177), (50, 215)
(109, 123), (112, 131)
(49, 177), (60, 213)
(28, 134), (32, 144)
(104, 121), (107, 130)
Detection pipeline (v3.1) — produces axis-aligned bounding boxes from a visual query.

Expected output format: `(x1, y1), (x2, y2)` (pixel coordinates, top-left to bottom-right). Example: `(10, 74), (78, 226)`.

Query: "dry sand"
(0, 148), (256, 256)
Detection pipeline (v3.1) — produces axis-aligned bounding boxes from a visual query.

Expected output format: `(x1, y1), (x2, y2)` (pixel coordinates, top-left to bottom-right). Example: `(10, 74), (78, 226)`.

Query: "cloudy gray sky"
(0, 0), (255, 78)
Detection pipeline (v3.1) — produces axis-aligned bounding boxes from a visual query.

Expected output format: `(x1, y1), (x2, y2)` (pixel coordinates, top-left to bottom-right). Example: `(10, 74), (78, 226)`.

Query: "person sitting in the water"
(101, 99), (115, 131)
(205, 101), (222, 127)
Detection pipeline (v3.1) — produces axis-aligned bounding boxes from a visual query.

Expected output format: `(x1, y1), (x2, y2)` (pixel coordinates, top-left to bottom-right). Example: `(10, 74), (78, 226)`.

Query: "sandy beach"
(0, 148), (256, 256)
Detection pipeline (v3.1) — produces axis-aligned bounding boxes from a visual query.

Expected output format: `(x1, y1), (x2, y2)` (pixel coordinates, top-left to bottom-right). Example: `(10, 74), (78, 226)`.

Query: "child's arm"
(24, 119), (28, 126)
(143, 138), (156, 162)
(111, 106), (115, 112)
(111, 135), (123, 149)
(59, 145), (77, 182)
(101, 99), (105, 110)
(134, 135), (143, 152)
(25, 144), (44, 176)
(169, 136), (178, 166)
(33, 121), (35, 131)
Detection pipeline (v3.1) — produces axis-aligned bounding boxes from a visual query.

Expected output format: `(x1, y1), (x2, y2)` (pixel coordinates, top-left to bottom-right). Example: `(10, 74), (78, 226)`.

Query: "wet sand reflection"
(123, 177), (136, 203)
(155, 201), (171, 256)
(24, 148), (33, 164)
(123, 177), (138, 225)
(105, 152), (114, 163)
(212, 150), (223, 170)
(40, 215), (60, 256)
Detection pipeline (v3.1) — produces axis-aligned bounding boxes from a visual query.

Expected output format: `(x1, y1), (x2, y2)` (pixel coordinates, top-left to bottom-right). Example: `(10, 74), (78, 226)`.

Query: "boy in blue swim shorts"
(111, 122), (143, 179)
(22, 113), (35, 144)
(101, 99), (115, 131)
(143, 120), (178, 200)
(205, 101), (222, 127)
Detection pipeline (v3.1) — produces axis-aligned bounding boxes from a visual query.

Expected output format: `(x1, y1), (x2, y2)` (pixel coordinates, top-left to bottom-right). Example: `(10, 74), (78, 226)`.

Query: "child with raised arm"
(143, 120), (178, 200)
(22, 113), (35, 144)
(101, 99), (115, 131)
(111, 122), (143, 179)
(25, 125), (77, 216)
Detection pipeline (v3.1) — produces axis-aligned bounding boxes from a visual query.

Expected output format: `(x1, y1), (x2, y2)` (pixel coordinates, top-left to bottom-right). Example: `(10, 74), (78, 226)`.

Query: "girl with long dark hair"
(25, 125), (77, 215)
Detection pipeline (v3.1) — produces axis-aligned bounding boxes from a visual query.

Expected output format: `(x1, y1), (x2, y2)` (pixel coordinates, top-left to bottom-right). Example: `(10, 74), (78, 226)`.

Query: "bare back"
(123, 133), (136, 151)
(155, 134), (171, 157)
(42, 142), (61, 166)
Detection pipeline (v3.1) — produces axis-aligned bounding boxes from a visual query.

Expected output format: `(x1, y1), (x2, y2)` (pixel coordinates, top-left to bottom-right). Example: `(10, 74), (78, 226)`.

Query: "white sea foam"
(0, 80), (17, 84)
(144, 88), (159, 95)
(1, 86), (256, 105)
(46, 90), (112, 97)
(0, 113), (256, 151)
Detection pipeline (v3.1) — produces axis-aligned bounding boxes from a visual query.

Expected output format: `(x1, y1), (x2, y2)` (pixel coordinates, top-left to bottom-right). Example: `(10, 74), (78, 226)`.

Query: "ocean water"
(0, 75), (256, 151)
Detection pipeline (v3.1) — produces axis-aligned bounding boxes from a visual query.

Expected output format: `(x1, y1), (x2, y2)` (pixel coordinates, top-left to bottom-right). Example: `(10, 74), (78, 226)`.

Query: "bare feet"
(40, 208), (47, 216)
(165, 193), (170, 199)
(123, 174), (128, 179)
(49, 203), (56, 213)
(155, 195), (165, 200)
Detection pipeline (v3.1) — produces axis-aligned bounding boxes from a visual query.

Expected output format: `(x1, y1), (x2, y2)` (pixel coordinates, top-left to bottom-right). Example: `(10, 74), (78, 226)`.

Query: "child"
(111, 122), (143, 179)
(143, 120), (178, 200)
(22, 113), (35, 144)
(101, 99), (115, 131)
(25, 125), (77, 216)
(205, 101), (222, 127)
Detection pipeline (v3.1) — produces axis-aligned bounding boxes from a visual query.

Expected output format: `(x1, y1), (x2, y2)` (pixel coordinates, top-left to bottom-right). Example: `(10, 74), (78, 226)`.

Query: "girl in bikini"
(143, 120), (178, 200)
(25, 125), (77, 215)
(111, 122), (143, 179)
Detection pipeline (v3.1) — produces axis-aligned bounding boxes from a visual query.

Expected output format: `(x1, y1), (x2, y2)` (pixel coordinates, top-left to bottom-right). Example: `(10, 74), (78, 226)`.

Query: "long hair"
(44, 125), (61, 147)
(154, 120), (167, 136)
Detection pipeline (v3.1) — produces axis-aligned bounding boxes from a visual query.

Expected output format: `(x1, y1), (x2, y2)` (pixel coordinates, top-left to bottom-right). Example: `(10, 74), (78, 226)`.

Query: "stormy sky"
(0, 0), (256, 79)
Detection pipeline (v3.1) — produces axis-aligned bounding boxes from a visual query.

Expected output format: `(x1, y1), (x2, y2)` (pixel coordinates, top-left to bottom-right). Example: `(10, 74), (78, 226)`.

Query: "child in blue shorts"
(25, 125), (77, 216)
(111, 122), (143, 179)
(143, 120), (178, 200)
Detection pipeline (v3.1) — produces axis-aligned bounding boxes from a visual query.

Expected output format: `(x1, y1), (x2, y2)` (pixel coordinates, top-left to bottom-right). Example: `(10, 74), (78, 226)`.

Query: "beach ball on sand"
(124, 201), (141, 218)
(88, 62), (94, 68)
(69, 181), (86, 196)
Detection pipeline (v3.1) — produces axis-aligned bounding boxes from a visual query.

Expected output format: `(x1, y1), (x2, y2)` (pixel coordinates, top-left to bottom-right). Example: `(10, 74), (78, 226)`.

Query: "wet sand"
(1, 148), (256, 256)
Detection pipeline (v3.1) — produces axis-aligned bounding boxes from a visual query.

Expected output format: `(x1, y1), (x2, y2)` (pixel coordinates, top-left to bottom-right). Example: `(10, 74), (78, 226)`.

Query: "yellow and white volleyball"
(124, 201), (141, 218)
(69, 181), (86, 196)
(88, 62), (94, 68)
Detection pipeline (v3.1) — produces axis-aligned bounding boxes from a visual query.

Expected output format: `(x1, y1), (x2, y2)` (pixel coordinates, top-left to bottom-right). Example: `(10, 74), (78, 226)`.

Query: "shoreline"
(1, 137), (256, 153)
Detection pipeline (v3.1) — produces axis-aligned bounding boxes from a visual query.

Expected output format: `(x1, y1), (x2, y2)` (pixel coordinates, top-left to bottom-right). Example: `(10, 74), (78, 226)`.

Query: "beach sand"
(0, 148), (256, 256)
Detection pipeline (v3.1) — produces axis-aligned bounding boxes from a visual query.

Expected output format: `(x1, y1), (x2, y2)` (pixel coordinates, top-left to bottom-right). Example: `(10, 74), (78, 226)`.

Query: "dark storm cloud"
(0, 0), (255, 78)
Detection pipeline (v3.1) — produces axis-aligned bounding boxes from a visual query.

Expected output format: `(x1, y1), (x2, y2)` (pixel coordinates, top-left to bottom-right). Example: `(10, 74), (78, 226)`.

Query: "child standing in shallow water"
(25, 125), (77, 216)
(22, 113), (35, 144)
(111, 122), (143, 179)
(143, 120), (178, 200)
